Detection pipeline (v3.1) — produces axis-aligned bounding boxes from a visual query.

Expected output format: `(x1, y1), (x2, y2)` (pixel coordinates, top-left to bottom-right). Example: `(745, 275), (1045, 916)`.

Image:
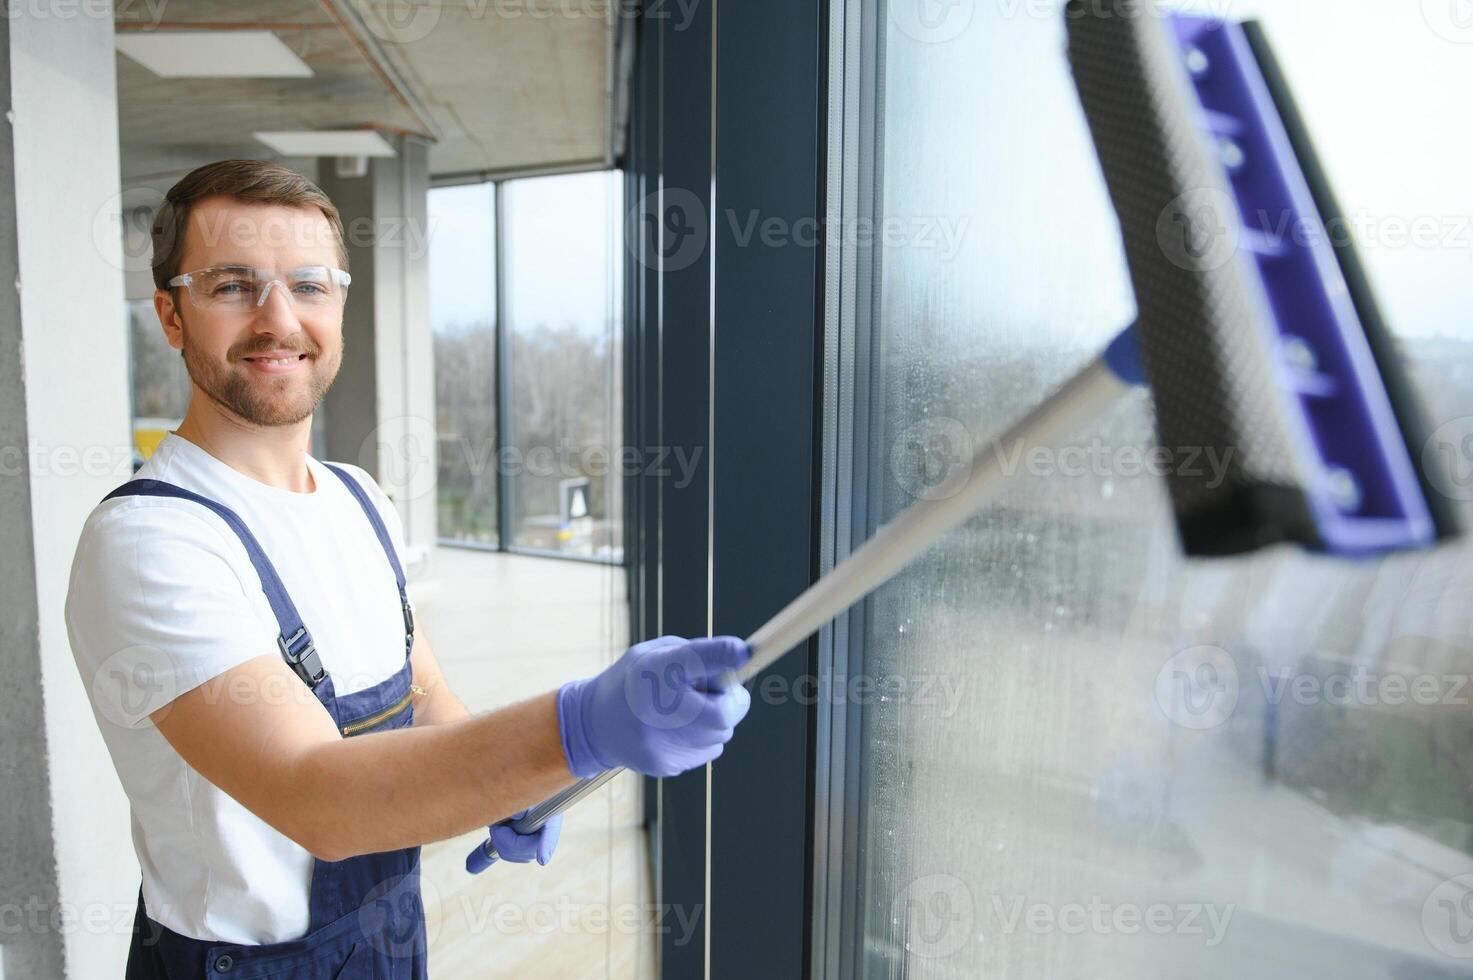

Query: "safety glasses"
(167, 265), (352, 313)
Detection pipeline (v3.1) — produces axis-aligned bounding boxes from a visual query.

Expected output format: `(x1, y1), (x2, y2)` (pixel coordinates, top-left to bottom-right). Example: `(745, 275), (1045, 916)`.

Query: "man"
(64, 159), (751, 978)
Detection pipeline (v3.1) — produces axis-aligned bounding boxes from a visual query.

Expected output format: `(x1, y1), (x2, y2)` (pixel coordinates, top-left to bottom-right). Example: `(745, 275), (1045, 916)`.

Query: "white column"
(318, 139), (437, 579)
(1, 5), (135, 979)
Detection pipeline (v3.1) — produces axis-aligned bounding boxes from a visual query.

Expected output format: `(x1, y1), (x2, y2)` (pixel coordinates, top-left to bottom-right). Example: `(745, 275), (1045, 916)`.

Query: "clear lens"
(181, 266), (349, 312)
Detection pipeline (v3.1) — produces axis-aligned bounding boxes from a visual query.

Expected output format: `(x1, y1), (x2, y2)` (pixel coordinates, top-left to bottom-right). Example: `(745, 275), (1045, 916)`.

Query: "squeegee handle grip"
(465, 769), (623, 874)
(466, 345), (1131, 875)
(465, 838), (499, 874)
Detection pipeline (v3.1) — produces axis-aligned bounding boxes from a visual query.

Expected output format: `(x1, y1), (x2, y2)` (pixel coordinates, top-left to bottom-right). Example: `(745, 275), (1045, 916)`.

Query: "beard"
(179, 315), (342, 427)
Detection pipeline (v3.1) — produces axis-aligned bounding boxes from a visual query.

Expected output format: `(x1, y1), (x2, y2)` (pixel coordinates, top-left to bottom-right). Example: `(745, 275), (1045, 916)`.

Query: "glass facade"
(835, 2), (1473, 977)
(126, 297), (190, 467)
(429, 172), (624, 560)
(502, 171), (624, 559)
(430, 182), (500, 547)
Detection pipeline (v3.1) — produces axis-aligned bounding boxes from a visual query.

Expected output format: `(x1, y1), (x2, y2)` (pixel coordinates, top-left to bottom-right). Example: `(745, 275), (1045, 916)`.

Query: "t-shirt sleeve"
(65, 503), (280, 731)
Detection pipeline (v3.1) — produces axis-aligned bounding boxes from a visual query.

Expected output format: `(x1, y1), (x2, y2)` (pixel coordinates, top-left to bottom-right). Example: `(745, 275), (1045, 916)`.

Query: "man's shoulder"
(75, 479), (248, 570)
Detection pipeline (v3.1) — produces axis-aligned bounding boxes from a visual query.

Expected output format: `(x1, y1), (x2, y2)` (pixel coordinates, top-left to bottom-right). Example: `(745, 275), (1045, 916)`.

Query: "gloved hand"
(557, 635), (753, 778)
(488, 809), (563, 866)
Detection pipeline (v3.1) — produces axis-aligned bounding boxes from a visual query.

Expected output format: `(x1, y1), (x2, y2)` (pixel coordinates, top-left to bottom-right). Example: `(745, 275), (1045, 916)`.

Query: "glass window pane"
(503, 171), (623, 560)
(430, 182), (499, 548)
(127, 297), (190, 467)
(847, 4), (1473, 978)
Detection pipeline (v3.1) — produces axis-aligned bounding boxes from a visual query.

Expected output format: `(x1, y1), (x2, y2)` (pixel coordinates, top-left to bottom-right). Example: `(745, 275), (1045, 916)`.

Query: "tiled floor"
(410, 547), (655, 980)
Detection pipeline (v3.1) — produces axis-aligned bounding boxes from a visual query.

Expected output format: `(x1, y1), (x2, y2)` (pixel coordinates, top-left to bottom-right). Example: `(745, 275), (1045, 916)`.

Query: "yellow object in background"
(132, 418), (180, 463)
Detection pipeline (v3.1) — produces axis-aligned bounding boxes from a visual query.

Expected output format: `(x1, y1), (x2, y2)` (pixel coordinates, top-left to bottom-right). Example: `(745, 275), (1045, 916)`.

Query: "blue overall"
(106, 463), (429, 979)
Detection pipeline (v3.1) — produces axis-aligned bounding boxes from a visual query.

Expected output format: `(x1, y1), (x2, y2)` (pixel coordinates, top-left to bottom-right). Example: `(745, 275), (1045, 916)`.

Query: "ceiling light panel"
(115, 31), (313, 78)
(253, 130), (398, 157)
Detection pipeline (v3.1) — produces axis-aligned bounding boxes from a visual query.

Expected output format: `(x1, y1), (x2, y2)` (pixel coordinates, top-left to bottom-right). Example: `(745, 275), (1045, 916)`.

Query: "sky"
(428, 170), (619, 340)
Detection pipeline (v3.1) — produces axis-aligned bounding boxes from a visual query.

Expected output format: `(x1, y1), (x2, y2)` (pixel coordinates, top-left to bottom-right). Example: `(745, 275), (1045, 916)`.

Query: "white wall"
(6, 6), (136, 977)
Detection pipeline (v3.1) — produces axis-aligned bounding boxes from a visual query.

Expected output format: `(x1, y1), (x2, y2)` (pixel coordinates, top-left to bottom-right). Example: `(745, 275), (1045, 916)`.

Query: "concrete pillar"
(317, 139), (437, 578)
(1, 7), (135, 979)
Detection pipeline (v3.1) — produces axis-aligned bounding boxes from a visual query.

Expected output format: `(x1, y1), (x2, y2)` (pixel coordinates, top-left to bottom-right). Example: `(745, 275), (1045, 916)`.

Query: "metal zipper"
(340, 684), (427, 737)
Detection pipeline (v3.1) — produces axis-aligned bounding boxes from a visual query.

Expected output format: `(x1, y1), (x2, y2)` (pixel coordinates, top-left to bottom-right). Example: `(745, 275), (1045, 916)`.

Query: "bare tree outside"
(430, 171), (623, 560)
(434, 319), (500, 544)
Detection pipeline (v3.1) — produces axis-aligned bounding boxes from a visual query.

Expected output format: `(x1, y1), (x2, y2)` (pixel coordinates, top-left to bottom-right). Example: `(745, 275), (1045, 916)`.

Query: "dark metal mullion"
(493, 179), (512, 551)
(813, 0), (859, 972)
(708, 0), (827, 975)
(623, 163), (642, 623)
(654, 0), (717, 974)
(843, 2), (889, 967)
(814, 1), (886, 975)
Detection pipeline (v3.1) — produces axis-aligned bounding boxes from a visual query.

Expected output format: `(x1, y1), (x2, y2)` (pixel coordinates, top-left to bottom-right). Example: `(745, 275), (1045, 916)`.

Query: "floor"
(409, 547), (655, 980)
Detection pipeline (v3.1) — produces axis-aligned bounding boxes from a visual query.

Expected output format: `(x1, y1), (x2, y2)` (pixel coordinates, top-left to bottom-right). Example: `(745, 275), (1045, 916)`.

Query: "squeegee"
(467, 2), (1456, 872)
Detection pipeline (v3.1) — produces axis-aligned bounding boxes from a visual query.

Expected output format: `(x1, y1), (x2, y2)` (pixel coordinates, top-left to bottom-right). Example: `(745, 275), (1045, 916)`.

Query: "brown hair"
(150, 159), (348, 290)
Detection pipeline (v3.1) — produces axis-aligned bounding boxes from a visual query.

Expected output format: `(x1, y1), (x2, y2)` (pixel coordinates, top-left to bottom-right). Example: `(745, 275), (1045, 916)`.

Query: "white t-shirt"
(64, 432), (415, 945)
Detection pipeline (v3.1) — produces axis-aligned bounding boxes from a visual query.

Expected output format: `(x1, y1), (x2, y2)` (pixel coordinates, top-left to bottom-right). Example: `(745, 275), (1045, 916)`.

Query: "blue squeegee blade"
(1166, 13), (1441, 555)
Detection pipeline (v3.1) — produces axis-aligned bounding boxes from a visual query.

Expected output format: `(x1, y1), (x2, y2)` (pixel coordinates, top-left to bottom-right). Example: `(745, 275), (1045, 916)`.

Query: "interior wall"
(2, 6), (136, 979)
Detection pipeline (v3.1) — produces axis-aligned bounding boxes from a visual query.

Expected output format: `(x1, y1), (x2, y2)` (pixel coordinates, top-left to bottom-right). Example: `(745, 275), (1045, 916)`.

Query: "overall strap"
(322, 463), (415, 659)
(102, 480), (328, 688)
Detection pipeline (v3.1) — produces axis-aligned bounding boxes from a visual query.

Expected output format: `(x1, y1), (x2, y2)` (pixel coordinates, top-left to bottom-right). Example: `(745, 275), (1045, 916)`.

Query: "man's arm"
(150, 634), (752, 864)
(152, 652), (573, 863)
(406, 613), (472, 726)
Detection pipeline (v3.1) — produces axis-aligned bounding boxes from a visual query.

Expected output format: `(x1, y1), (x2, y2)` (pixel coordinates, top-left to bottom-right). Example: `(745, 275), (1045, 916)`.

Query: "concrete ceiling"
(114, 0), (615, 184)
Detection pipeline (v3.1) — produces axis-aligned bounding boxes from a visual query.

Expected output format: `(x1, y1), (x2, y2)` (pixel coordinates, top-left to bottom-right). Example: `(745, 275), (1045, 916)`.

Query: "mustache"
(231, 338), (322, 359)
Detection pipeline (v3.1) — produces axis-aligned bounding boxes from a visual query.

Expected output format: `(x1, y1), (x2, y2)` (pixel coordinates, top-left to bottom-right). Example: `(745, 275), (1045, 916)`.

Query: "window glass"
(503, 171), (623, 560)
(849, 3), (1473, 976)
(430, 182), (500, 547)
(127, 298), (190, 467)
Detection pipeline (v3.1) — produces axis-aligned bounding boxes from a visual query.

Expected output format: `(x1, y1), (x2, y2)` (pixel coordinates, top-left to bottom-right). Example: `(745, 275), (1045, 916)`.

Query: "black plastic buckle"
(401, 593), (415, 639)
(277, 627), (327, 687)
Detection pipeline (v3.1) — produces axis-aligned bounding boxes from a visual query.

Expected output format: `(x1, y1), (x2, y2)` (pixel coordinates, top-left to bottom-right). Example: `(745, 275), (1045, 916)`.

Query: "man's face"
(156, 196), (346, 427)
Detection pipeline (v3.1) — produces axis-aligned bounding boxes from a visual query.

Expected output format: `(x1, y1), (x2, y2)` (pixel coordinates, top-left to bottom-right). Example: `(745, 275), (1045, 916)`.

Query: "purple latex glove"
(557, 635), (753, 778)
(489, 809), (563, 866)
